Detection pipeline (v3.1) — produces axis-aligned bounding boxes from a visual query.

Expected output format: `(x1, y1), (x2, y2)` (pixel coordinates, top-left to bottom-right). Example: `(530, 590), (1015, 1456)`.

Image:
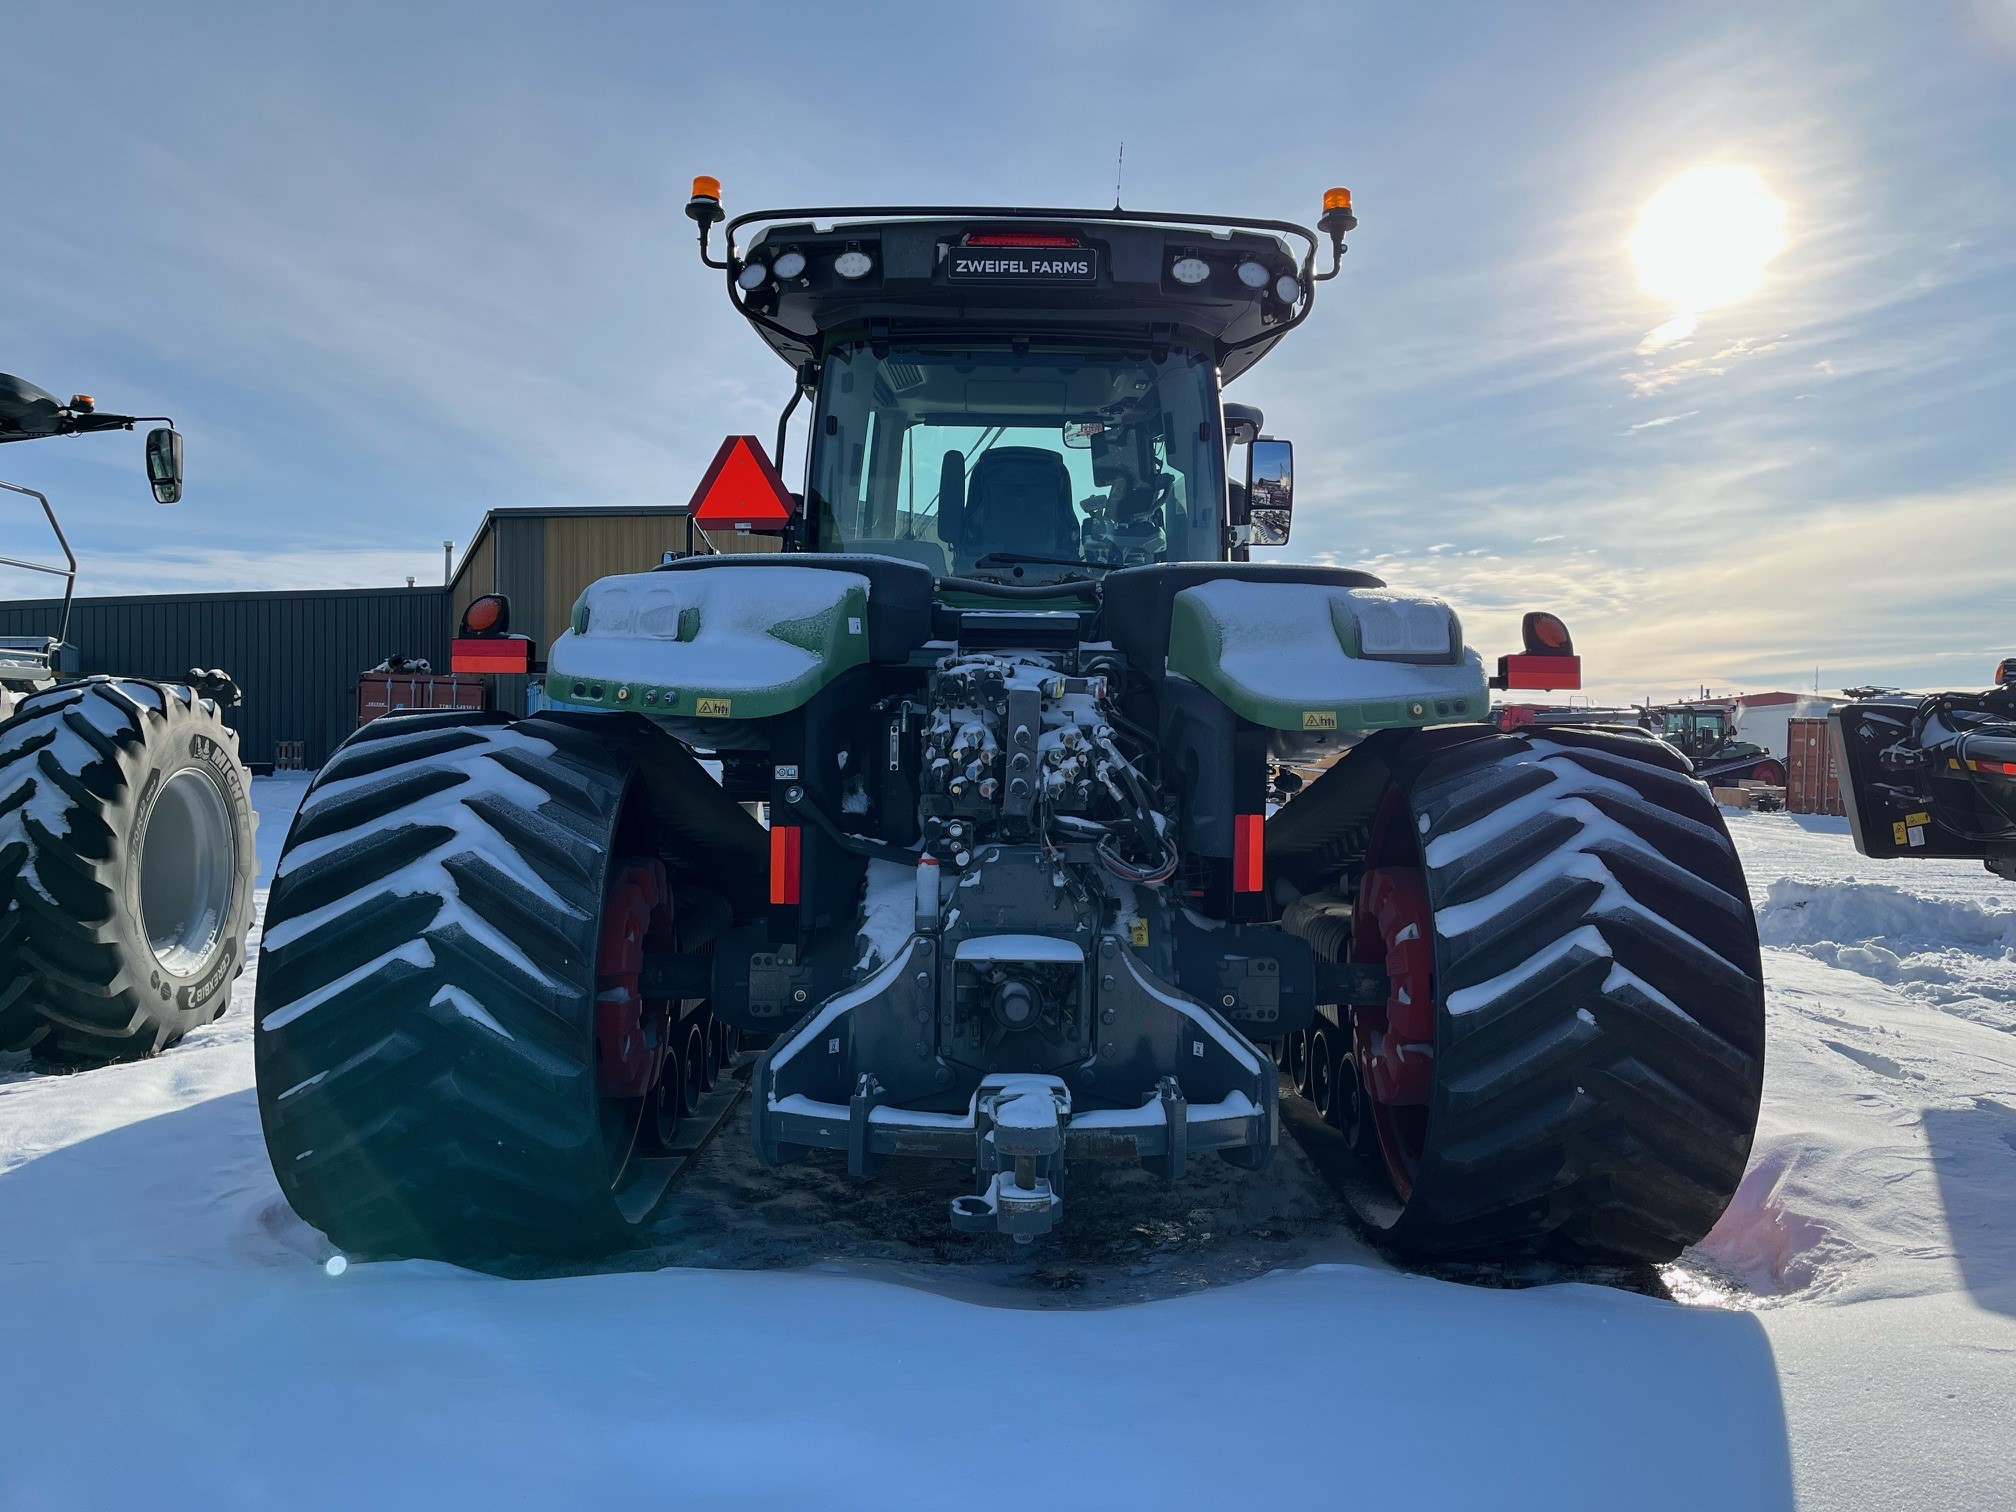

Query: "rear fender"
(1166, 579), (1489, 734)
(547, 566), (871, 722)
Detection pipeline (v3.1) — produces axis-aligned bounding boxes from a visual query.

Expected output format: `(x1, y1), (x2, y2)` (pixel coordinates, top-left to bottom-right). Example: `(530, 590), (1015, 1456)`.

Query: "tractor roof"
(718, 205), (1327, 385)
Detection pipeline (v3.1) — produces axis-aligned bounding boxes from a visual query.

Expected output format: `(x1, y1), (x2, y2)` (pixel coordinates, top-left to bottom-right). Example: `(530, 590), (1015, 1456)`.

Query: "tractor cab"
(683, 185), (1357, 582)
(1643, 703), (1740, 759)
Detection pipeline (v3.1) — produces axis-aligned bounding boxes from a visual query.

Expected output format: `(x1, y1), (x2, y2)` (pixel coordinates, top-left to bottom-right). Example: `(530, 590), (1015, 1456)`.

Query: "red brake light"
(963, 232), (1082, 247)
(1498, 653), (1581, 691)
(451, 637), (530, 675)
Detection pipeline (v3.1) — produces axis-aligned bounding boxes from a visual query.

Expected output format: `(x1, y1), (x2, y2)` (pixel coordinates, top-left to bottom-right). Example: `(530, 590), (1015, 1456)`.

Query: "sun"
(1630, 165), (1788, 315)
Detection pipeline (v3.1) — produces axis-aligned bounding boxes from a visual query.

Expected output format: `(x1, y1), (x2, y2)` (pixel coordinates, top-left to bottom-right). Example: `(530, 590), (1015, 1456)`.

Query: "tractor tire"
(254, 709), (670, 1262)
(0, 677), (256, 1065)
(1289, 726), (1766, 1264)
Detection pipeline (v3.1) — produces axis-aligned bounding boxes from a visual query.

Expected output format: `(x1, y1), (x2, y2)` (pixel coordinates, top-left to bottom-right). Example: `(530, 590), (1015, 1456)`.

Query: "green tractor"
(254, 184), (1766, 1265)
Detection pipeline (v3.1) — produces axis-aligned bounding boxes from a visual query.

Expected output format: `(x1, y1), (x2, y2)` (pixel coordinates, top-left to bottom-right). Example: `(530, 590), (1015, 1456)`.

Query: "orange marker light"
(461, 594), (508, 635)
(691, 175), (721, 201)
(1529, 613), (1571, 650)
(1323, 187), (1352, 212)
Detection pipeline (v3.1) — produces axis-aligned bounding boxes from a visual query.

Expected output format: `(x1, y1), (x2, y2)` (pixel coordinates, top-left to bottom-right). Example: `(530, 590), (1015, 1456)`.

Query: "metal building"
(0, 504), (763, 770)
(0, 585), (447, 770)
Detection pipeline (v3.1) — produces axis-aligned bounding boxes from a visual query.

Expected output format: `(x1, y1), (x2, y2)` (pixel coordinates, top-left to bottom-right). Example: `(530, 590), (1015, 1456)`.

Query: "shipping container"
(1786, 717), (1845, 816)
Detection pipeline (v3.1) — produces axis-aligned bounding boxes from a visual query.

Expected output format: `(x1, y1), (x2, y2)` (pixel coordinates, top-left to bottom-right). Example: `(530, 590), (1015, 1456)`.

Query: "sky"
(2, 0), (2011, 701)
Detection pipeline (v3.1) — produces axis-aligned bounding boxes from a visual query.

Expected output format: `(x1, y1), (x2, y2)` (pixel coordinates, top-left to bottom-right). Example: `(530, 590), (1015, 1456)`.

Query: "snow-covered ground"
(1, 783), (2011, 1510)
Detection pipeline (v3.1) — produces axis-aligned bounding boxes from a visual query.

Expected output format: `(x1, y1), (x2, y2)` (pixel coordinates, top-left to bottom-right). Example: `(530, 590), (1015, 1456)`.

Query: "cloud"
(1343, 483), (2016, 700)
(1637, 311), (1699, 352)
(0, 3), (2007, 709)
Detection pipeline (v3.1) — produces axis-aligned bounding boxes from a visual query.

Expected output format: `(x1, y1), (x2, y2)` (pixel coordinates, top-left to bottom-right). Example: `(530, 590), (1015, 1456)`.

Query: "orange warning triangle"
(689, 435), (796, 530)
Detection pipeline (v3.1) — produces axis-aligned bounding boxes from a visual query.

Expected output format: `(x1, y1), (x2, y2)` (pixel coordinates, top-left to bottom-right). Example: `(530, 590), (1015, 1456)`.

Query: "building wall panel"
(450, 529), (498, 629)
(540, 514), (693, 649)
(0, 586), (449, 770)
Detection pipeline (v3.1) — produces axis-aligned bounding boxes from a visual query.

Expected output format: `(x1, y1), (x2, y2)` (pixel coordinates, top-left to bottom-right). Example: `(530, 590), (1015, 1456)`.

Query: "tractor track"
(1278, 1092), (1679, 1300)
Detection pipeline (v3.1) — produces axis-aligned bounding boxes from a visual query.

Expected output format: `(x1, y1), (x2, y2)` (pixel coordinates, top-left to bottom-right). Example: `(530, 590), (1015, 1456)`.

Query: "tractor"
(0, 375), (257, 1065)
(254, 185), (1766, 1265)
(1638, 703), (1787, 788)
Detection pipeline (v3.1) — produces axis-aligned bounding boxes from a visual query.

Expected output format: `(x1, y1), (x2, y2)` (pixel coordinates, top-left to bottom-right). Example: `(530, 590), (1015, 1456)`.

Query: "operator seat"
(958, 447), (1079, 567)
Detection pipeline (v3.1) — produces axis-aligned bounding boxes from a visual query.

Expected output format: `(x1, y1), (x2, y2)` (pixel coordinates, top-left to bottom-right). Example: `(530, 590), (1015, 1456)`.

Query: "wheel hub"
(140, 768), (237, 974)
(1353, 866), (1436, 1107)
(595, 860), (673, 1100)
(1349, 786), (1440, 1200)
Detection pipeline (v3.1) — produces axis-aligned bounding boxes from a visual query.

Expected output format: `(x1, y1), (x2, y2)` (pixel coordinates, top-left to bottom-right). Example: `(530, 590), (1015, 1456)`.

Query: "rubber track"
(1302, 726), (1765, 1263)
(254, 710), (654, 1261)
(0, 677), (253, 1062)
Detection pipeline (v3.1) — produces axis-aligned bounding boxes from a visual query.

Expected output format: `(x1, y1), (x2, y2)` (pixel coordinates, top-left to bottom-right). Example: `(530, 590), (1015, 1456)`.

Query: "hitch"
(949, 1076), (1068, 1243)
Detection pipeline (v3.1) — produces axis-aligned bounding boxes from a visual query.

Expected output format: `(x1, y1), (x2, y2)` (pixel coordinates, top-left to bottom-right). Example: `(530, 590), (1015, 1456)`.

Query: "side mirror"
(145, 427), (183, 504)
(1247, 437), (1293, 546)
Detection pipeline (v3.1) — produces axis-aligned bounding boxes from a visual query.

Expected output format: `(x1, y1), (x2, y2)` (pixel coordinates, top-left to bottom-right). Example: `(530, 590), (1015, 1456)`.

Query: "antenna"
(1113, 142), (1125, 210)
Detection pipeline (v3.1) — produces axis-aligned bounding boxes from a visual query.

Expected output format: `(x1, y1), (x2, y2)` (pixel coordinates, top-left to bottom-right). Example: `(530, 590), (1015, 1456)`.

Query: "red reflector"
(1976, 758), (2016, 777)
(963, 231), (1081, 247)
(1501, 653), (1581, 691)
(1233, 813), (1266, 893)
(769, 825), (802, 906)
(450, 637), (530, 674)
(690, 434), (796, 531)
